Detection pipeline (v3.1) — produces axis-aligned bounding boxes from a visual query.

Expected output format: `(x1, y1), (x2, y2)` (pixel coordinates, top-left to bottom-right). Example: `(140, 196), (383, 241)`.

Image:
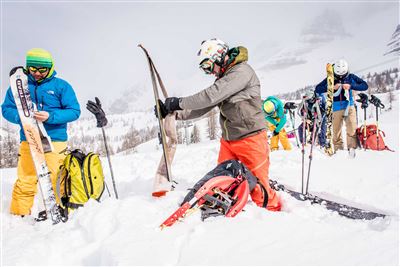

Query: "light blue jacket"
(2, 70), (81, 141)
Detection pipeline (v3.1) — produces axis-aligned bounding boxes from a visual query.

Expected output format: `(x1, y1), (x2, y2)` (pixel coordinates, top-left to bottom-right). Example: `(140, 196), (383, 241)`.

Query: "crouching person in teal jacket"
(263, 96), (292, 151)
(1, 48), (80, 219)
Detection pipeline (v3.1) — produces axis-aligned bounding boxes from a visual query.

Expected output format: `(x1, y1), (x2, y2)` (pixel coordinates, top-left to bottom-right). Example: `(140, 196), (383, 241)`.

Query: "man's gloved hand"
(165, 97), (182, 113)
(86, 97), (108, 127)
(272, 130), (279, 136)
(154, 99), (168, 119)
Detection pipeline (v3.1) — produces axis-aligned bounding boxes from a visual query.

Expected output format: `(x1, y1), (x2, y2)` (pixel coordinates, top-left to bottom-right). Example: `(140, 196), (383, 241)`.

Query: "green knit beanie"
(26, 48), (53, 68)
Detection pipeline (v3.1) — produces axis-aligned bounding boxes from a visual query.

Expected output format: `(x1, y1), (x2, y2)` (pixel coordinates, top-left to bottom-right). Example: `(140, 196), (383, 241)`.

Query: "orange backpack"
(356, 125), (394, 151)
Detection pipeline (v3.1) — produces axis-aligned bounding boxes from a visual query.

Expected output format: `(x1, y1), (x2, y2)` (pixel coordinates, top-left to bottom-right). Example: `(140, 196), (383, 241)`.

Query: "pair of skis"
(138, 44), (177, 196)
(161, 176), (387, 229)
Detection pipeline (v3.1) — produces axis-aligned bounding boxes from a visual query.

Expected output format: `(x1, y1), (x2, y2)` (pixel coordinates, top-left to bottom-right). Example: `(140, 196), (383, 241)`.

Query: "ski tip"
(9, 66), (25, 77)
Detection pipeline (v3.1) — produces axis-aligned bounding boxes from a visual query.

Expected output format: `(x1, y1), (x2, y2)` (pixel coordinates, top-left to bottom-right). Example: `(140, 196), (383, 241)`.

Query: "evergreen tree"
(191, 124), (201, 144)
(207, 111), (217, 140)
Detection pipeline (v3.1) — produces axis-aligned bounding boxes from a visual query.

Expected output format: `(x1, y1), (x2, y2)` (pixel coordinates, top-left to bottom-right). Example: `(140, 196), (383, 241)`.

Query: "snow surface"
(1, 95), (399, 266)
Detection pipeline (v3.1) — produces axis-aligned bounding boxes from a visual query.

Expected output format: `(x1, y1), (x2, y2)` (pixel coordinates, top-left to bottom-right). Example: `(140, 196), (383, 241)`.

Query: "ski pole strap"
(297, 98), (307, 117)
(333, 85), (342, 97)
(311, 99), (322, 125)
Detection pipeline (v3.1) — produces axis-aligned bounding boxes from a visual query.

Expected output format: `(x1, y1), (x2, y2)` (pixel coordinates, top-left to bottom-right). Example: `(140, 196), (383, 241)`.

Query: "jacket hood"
(227, 46), (248, 68)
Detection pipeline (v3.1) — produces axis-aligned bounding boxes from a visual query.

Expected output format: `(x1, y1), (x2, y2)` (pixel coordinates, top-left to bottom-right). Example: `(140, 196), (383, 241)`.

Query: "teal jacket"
(263, 96), (286, 132)
(2, 70), (81, 142)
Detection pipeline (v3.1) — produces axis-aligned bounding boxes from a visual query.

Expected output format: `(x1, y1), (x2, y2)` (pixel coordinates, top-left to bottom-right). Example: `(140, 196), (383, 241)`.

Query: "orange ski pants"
(218, 131), (281, 211)
(10, 141), (67, 216)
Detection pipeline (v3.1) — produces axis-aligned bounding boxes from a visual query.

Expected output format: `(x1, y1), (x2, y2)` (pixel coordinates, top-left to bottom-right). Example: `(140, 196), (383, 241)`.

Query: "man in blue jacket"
(315, 59), (368, 155)
(1, 48), (80, 217)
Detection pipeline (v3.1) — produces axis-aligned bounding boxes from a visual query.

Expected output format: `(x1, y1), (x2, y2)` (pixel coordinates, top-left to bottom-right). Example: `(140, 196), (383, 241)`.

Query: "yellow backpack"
(57, 149), (106, 219)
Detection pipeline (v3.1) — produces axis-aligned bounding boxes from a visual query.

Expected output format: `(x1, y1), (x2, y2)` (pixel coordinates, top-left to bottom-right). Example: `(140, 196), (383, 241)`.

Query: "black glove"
(370, 95), (385, 109)
(272, 130), (279, 136)
(86, 97), (108, 127)
(154, 99), (168, 119)
(165, 97), (182, 113)
(284, 102), (297, 110)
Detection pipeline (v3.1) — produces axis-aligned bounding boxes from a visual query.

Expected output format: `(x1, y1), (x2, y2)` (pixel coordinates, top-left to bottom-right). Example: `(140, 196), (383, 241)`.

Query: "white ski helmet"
(304, 87), (315, 99)
(197, 38), (229, 74)
(333, 59), (349, 78)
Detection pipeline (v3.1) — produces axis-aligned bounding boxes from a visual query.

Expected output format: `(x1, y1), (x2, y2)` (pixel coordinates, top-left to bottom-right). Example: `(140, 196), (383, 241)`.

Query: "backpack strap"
(55, 165), (64, 205)
(259, 182), (269, 208)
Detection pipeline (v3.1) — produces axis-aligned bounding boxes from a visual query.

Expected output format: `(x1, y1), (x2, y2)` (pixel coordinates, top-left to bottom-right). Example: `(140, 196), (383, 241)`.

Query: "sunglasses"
(199, 59), (214, 74)
(28, 66), (49, 74)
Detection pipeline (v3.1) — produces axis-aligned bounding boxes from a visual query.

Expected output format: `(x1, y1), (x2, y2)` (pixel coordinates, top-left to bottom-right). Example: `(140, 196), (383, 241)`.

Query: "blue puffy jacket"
(1, 71), (81, 142)
(315, 73), (368, 111)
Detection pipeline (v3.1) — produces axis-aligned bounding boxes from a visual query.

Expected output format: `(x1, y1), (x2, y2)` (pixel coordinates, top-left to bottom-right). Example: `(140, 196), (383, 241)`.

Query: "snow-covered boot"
(34, 210), (47, 222)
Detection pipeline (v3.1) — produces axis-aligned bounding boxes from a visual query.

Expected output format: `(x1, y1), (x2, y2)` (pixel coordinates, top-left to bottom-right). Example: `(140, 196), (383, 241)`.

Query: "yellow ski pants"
(268, 122), (292, 151)
(10, 141), (67, 216)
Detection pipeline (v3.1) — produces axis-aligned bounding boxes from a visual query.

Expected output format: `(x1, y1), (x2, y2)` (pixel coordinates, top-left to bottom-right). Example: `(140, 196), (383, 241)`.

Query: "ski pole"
(305, 111), (319, 195)
(299, 99), (307, 194)
(289, 110), (300, 147)
(101, 127), (119, 199)
(356, 93), (369, 150)
(355, 103), (359, 128)
(374, 105), (379, 149)
(363, 106), (367, 150)
(369, 95), (385, 150)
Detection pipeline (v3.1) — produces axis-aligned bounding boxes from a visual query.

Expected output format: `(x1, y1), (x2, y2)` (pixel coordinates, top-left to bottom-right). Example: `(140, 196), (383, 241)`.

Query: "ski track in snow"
(1, 95), (399, 265)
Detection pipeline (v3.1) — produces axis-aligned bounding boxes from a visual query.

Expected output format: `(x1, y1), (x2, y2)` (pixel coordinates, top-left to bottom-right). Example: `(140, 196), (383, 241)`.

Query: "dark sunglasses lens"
(38, 68), (48, 73)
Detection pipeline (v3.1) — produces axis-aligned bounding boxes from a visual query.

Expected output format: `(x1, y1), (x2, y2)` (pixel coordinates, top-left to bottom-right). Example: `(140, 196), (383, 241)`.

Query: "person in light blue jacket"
(1, 48), (80, 217)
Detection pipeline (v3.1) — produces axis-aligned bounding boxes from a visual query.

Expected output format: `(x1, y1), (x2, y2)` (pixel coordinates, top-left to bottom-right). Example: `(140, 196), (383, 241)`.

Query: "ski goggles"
(28, 66), (49, 74)
(199, 59), (215, 74)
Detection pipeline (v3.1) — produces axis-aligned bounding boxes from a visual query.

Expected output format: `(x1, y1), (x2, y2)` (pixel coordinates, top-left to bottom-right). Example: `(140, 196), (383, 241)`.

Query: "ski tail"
(270, 179), (387, 220)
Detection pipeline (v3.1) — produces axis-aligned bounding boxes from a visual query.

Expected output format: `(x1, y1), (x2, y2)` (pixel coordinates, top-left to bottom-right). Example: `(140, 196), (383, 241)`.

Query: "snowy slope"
(1, 95), (399, 265)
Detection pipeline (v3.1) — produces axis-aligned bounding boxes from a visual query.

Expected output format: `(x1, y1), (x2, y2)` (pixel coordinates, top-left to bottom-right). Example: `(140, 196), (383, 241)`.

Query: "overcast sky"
(1, 1), (398, 115)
